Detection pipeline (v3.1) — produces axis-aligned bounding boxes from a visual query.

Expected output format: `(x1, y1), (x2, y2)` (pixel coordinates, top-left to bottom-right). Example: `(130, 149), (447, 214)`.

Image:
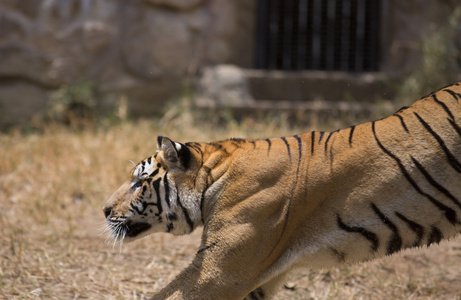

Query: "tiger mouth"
(106, 218), (152, 239)
(125, 222), (152, 237)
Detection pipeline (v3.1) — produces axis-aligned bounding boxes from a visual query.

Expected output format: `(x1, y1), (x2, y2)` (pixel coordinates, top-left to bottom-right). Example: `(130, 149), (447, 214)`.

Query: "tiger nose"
(103, 206), (112, 218)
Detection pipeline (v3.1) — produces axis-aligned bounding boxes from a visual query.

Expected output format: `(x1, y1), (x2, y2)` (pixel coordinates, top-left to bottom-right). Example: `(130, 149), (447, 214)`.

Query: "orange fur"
(104, 82), (461, 299)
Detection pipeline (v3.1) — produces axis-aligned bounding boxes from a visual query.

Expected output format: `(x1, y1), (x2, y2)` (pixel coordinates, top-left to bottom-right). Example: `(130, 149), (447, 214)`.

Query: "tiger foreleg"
(150, 254), (265, 300)
(150, 225), (288, 300)
(151, 259), (288, 300)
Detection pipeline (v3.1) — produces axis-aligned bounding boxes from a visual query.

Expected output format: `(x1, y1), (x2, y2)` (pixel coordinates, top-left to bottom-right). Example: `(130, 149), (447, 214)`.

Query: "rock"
(197, 65), (254, 107)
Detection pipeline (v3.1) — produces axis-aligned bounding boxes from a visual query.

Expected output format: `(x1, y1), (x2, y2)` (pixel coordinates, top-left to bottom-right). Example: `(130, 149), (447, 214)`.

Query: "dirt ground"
(1, 121), (461, 299)
(2, 205), (461, 300)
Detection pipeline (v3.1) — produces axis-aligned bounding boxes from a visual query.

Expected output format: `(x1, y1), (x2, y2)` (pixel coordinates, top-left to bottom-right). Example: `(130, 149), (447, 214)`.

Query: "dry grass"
(1, 114), (461, 300)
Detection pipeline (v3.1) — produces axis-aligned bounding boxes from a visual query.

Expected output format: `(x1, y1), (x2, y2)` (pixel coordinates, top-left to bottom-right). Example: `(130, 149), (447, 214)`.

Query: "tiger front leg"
(151, 225), (283, 300)
(150, 251), (260, 300)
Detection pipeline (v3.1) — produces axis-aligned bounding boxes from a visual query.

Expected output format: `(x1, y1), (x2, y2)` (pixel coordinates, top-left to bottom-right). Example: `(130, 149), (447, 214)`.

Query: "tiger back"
(103, 82), (461, 300)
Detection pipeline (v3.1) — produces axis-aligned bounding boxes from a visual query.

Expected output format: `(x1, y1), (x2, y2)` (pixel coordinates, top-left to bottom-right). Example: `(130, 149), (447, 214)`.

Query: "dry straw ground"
(1, 115), (461, 300)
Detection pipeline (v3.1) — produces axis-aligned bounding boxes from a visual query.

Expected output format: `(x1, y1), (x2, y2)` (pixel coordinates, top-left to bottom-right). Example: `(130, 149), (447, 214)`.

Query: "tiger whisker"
(118, 230), (126, 254)
(112, 224), (121, 249)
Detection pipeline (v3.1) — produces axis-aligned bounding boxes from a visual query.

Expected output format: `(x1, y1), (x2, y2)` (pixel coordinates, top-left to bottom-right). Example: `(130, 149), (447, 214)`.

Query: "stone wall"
(0, 0), (256, 126)
(0, 0), (460, 127)
(382, 0), (460, 75)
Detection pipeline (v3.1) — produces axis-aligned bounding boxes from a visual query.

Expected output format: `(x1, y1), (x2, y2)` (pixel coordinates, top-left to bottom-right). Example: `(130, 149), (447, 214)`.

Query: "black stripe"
(140, 163), (145, 174)
(193, 146), (203, 162)
(372, 122), (458, 225)
(414, 112), (461, 173)
(163, 173), (171, 207)
(231, 141), (242, 148)
(147, 157), (152, 164)
(318, 131), (325, 143)
(411, 156), (461, 210)
(432, 94), (455, 120)
(395, 105), (409, 114)
(348, 125), (356, 146)
(230, 137), (246, 143)
(200, 190), (206, 225)
(336, 215), (379, 251)
(152, 178), (163, 216)
(265, 138), (271, 153)
(250, 140), (256, 149)
(281, 137), (291, 160)
(427, 226), (443, 246)
(448, 118), (461, 137)
(395, 114), (409, 132)
(267, 135), (301, 259)
(176, 192), (194, 232)
(186, 142), (202, 153)
(200, 166), (212, 224)
(443, 88), (461, 102)
(140, 200), (160, 216)
(371, 203), (402, 255)
(311, 131), (315, 155)
(395, 212), (424, 247)
(324, 131), (336, 153)
(294, 135), (302, 162)
(130, 201), (143, 214)
(197, 241), (218, 254)
(149, 169), (159, 177)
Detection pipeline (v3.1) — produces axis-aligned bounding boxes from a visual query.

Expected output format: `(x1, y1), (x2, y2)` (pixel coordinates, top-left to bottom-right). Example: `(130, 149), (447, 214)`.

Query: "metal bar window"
(255, 0), (381, 72)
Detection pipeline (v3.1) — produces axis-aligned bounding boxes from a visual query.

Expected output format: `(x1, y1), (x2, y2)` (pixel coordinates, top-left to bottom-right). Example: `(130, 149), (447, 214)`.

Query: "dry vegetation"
(1, 110), (461, 300)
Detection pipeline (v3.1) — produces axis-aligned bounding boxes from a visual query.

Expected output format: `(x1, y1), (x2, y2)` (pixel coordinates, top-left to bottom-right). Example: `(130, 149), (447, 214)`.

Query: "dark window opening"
(255, 0), (381, 72)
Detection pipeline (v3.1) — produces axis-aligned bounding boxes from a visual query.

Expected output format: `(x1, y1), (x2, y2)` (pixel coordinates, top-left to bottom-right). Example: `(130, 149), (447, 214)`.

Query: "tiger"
(103, 81), (461, 300)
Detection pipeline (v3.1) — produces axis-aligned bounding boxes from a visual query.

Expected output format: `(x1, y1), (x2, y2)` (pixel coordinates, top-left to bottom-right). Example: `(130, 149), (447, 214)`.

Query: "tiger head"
(102, 136), (204, 244)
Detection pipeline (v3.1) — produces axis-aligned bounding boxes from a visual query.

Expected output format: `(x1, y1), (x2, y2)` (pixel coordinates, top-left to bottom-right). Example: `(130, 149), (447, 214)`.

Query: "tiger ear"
(158, 135), (179, 163)
(157, 135), (191, 169)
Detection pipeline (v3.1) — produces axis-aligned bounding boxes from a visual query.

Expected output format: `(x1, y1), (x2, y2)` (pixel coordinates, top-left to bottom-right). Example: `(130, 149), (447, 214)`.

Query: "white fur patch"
(133, 159), (155, 180)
